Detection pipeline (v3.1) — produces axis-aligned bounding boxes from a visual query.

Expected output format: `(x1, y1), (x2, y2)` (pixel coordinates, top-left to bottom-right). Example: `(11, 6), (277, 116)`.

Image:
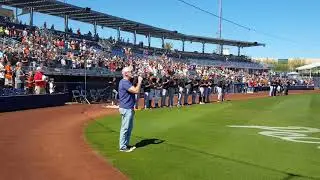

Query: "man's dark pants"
(168, 88), (175, 107)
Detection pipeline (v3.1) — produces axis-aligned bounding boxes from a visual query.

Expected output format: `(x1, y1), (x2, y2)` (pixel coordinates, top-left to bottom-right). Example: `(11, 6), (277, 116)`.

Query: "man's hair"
(122, 66), (133, 77)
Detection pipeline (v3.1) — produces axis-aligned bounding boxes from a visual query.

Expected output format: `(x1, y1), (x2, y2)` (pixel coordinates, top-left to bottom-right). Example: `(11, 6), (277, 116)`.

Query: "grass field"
(85, 94), (320, 180)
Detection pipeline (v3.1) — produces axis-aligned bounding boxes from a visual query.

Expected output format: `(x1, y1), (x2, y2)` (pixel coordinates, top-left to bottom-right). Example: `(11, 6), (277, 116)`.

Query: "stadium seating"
(0, 17), (267, 75)
(1, 16), (314, 97)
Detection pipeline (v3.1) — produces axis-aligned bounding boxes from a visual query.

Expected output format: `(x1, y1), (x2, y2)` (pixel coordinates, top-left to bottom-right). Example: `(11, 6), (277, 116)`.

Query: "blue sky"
(8, 0), (320, 59)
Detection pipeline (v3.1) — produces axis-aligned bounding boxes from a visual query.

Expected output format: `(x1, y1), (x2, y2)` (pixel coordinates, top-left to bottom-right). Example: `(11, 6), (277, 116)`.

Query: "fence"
(0, 36), (20, 47)
(53, 81), (114, 102)
(52, 81), (315, 103)
(229, 83), (314, 93)
(313, 77), (320, 89)
(22, 66), (122, 77)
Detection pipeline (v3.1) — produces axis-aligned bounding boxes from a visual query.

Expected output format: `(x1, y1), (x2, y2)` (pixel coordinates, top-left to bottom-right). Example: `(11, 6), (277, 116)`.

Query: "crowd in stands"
(0, 17), (314, 99)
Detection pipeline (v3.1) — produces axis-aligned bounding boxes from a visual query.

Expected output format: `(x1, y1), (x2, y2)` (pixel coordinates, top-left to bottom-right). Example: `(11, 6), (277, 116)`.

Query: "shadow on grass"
(135, 138), (165, 149)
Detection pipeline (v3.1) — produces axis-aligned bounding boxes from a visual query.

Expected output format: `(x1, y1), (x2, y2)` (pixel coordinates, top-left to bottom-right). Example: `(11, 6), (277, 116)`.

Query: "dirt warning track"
(0, 105), (126, 180)
(0, 90), (318, 180)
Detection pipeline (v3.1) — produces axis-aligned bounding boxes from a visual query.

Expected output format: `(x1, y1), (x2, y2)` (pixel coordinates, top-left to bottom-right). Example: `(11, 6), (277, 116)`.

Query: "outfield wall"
(313, 77), (320, 89)
(0, 93), (68, 113)
(227, 84), (314, 94)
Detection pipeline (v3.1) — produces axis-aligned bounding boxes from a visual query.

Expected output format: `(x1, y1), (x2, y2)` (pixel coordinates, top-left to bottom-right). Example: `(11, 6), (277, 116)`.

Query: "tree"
(288, 58), (306, 71)
(261, 58), (277, 65)
(164, 42), (173, 51)
(260, 58), (289, 72)
(273, 63), (290, 72)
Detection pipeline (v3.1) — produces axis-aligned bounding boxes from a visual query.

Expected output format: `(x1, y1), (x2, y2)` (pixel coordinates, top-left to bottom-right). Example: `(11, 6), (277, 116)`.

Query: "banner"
(0, 7), (14, 18)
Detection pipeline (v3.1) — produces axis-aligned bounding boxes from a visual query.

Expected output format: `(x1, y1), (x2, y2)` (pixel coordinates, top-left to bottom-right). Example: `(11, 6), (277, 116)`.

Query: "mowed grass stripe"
(85, 94), (320, 180)
(87, 118), (318, 180)
(86, 126), (288, 180)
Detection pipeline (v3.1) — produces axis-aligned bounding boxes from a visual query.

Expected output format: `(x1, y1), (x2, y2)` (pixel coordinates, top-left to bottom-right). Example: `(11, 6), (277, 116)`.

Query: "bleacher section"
(0, 17), (269, 78)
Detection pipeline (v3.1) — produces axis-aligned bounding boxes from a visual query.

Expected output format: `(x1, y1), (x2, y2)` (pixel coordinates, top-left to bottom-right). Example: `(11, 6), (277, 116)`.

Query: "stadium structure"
(0, 0), (271, 97)
(0, 0), (315, 108)
(1, 0), (265, 50)
(0, 2), (319, 180)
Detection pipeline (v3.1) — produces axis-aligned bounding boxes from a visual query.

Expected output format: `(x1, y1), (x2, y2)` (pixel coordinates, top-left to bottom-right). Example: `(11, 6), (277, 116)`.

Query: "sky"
(7, 0), (320, 59)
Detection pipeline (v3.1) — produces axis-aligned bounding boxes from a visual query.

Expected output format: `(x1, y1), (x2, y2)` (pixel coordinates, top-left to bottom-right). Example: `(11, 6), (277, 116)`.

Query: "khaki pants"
(5, 78), (13, 87)
(35, 86), (46, 95)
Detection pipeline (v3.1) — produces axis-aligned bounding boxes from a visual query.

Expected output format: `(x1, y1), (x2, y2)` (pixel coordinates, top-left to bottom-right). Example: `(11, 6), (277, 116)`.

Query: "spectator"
(0, 58), (5, 87)
(14, 62), (25, 89)
(0, 26), (4, 37)
(49, 78), (55, 94)
(26, 71), (34, 94)
(34, 67), (46, 95)
(22, 28), (28, 37)
(0, 20), (275, 95)
(4, 61), (13, 87)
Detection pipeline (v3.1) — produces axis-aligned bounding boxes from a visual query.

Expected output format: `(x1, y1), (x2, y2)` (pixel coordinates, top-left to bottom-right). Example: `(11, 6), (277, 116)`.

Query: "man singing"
(118, 66), (143, 152)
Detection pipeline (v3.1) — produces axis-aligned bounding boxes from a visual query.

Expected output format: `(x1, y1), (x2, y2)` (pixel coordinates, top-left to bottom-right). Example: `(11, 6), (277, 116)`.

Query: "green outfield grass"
(85, 94), (320, 180)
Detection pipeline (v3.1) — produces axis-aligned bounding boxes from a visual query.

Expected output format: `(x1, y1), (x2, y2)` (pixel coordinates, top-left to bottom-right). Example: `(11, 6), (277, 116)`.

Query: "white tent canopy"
(287, 72), (299, 75)
(296, 62), (320, 70)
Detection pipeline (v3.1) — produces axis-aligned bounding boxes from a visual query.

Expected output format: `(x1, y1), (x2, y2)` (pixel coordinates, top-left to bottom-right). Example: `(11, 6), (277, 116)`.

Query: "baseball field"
(86, 93), (320, 180)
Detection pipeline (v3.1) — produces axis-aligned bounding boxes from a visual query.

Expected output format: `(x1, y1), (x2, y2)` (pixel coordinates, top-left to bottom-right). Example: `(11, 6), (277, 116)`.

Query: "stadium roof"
(1, 0), (265, 47)
(296, 62), (320, 70)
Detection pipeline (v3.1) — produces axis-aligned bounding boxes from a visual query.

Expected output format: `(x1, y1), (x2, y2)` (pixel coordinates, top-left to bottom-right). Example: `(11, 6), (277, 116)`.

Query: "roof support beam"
(31, 4), (63, 9)
(29, 7), (34, 26)
(36, 7), (72, 12)
(93, 21), (97, 36)
(162, 36), (165, 48)
(69, 13), (100, 18)
(202, 42), (205, 54)
(100, 24), (134, 29)
(98, 20), (128, 24)
(117, 27), (121, 41)
(148, 33), (151, 48)
(133, 30), (137, 45)
(110, 25), (136, 30)
(64, 14), (69, 33)
(46, 9), (84, 16)
(72, 16), (105, 20)
(15, 7), (18, 23)
(182, 40), (185, 52)
(238, 46), (241, 56)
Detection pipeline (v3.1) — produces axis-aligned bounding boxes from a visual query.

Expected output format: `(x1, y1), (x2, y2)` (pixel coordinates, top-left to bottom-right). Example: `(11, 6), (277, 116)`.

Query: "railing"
(313, 77), (320, 88)
(0, 36), (21, 47)
(22, 66), (122, 77)
(189, 58), (266, 70)
(98, 39), (112, 51)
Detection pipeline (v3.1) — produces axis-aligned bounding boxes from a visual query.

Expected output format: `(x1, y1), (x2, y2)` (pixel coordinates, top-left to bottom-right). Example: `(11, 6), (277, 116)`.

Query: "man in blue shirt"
(118, 66), (143, 152)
